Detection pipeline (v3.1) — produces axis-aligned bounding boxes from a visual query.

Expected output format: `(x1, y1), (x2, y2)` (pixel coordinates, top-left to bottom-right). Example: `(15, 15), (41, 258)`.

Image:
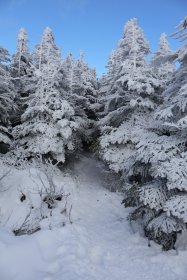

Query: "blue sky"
(0, 0), (186, 75)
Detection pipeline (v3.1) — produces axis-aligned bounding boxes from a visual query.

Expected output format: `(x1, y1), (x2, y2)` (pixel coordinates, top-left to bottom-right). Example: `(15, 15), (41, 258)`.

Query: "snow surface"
(0, 154), (187, 280)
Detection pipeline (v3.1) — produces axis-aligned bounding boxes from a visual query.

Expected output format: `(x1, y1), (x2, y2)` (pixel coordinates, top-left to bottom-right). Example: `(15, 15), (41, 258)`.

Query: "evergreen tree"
(12, 28), (31, 77)
(34, 27), (61, 70)
(13, 28), (84, 162)
(98, 18), (161, 175)
(11, 28), (34, 126)
(98, 50), (120, 112)
(123, 19), (187, 250)
(61, 52), (74, 97)
(151, 33), (176, 88)
(0, 47), (15, 153)
(62, 52), (98, 117)
(61, 51), (98, 142)
(72, 52), (98, 120)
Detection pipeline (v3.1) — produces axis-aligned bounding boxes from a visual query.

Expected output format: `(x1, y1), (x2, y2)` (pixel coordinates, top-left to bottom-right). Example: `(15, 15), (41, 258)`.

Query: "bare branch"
(170, 16), (187, 43)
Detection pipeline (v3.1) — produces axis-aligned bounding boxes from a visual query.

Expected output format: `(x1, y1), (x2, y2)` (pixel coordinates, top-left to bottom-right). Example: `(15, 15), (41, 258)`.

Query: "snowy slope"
(0, 154), (187, 280)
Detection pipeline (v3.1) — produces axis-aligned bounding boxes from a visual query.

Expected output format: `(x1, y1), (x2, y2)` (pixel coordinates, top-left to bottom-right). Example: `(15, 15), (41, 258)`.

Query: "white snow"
(0, 154), (187, 280)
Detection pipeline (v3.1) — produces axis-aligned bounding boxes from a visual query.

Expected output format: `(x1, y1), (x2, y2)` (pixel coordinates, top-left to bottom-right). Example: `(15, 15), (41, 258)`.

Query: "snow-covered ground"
(0, 154), (187, 280)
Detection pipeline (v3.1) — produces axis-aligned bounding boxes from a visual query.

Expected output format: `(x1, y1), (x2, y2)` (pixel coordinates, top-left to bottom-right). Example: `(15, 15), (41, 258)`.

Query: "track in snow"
(0, 153), (187, 280)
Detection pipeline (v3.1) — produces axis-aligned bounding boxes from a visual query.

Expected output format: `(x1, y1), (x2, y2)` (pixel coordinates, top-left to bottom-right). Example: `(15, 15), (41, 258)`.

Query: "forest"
(0, 15), (187, 280)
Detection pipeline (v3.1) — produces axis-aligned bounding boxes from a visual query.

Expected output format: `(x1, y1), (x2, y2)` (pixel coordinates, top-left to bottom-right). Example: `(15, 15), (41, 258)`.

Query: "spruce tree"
(11, 28), (34, 126)
(72, 52), (98, 120)
(0, 47), (15, 153)
(13, 28), (83, 162)
(12, 28), (31, 77)
(98, 18), (161, 174)
(61, 51), (98, 143)
(151, 33), (176, 88)
(123, 18), (187, 250)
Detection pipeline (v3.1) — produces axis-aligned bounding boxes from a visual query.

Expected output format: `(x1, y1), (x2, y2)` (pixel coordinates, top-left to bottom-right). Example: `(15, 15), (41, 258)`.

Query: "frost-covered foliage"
(61, 51), (98, 142)
(34, 27), (61, 70)
(98, 18), (162, 178)
(97, 20), (163, 242)
(151, 33), (176, 88)
(6, 27), (98, 162)
(1, 17), (187, 252)
(72, 52), (98, 120)
(171, 16), (187, 43)
(98, 49), (121, 102)
(0, 47), (15, 153)
(97, 17), (187, 250)
(13, 27), (87, 162)
(122, 18), (187, 250)
(12, 28), (32, 77)
(11, 28), (35, 127)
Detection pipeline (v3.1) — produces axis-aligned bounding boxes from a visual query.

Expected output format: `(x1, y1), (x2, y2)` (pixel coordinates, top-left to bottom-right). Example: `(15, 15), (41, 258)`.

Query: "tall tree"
(12, 28), (31, 77)
(34, 27), (61, 70)
(11, 28), (34, 127)
(13, 28), (84, 162)
(72, 52), (98, 119)
(0, 48), (15, 153)
(98, 18), (161, 175)
(151, 33), (176, 88)
(123, 18), (187, 250)
(61, 51), (98, 143)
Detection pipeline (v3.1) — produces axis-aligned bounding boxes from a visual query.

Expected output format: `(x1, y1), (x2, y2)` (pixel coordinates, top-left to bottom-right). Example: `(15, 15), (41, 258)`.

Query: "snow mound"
(0, 163), (74, 234)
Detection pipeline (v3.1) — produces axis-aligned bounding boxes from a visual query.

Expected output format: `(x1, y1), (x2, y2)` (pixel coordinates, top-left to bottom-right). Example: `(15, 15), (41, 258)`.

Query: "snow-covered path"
(0, 154), (187, 280)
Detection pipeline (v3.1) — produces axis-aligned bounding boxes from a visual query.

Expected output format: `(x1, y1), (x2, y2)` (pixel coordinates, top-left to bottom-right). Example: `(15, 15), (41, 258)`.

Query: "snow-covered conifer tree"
(12, 28), (31, 77)
(11, 28), (35, 126)
(151, 33), (176, 88)
(61, 51), (98, 142)
(124, 18), (187, 250)
(98, 51), (118, 104)
(72, 52), (98, 119)
(0, 47), (15, 153)
(34, 27), (61, 70)
(98, 18), (161, 175)
(60, 52), (75, 100)
(13, 28), (83, 162)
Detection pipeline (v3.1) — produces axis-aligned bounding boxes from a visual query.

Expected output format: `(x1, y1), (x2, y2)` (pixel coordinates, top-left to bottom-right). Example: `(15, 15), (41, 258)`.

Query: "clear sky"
(0, 0), (186, 75)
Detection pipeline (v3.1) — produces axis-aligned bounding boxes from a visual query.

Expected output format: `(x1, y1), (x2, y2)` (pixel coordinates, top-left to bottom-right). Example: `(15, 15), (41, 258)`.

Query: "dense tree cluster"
(98, 17), (187, 250)
(0, 16), (187, 249)
(0, 27), (98, 163)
